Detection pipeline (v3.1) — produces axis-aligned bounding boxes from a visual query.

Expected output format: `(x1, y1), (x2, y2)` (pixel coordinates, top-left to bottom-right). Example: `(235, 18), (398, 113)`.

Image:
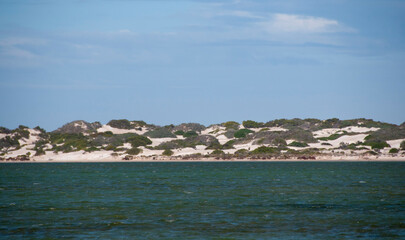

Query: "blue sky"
(0, 0), (404, 130)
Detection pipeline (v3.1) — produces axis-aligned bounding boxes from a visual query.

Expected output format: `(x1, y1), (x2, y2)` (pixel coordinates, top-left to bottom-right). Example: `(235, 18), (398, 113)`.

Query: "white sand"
(387, 139), (405, 149)
(201, 125), (226, 135)
(216, 134), (231, 144)
(33, 150), (118, 161)
(249, 127), (288, 132)
(97, 125), (147, 135)
(150, 137), (181, 147)
(309, 134), (368, 149)
(313, 126), (379, 138)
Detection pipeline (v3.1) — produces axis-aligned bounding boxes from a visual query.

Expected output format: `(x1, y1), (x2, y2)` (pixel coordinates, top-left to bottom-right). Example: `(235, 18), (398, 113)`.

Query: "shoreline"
(2, 156), (405, 163)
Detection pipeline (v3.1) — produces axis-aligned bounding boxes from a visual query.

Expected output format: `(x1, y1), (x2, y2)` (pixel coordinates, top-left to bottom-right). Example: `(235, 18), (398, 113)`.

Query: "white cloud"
(258, 14), (347, 33)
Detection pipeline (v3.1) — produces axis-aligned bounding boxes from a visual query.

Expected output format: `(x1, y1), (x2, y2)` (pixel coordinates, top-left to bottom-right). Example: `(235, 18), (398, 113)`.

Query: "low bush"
(34, 148), (46, 156)
(363, 140), (390, 149)
(250, 146), (279, 154)
(288, 141), (309, 147)
(12, 127), (30, 139)
(318, 132), (347, 141)
(50, 133), (89, 152)
(173, 123), (206, 133)
(222, 121), (239, 130)
(0, 127), (11, 134)
(126, 147), (142, 155)
(389, 148), (399, 154)
(183, 131), (198, 138)
(365, 150), (378, 156)
(211, 149), (224, 155)
(242, 120), (264, 128)
(105, 145), (117, 151)
(174, 130), (185, 135)
(0, 136), (20, 149)
(234, 129), (254, 138)
(224, 129), (236, 139)
(157, 135), (219, 150)
(127, 135), (152, 148)
(162, 149), (174, 156)
(107, 119), (132, 129)
(85, 146), (99, 152)
(206, 141), (222, 150)
(144, 127), (176, 138)
(234, 149), (248, 155)
(222, 140), (235, 149)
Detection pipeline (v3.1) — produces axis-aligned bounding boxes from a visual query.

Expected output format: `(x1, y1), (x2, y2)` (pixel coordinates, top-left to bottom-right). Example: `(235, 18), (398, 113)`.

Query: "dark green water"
(1, 162), (404, 239)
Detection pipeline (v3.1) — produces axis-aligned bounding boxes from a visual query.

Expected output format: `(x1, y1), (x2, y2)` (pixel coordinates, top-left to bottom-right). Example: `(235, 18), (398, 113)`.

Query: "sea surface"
(1, 162), (404, 239)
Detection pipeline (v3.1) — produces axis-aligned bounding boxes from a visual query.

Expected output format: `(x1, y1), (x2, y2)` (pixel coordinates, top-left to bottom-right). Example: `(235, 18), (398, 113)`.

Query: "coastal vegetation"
(0, 118), (404, 161)
(144, 127), (176, 138)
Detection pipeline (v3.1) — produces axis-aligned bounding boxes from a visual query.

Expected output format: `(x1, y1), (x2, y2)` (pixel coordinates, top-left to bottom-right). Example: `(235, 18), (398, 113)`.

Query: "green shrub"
(222, 121), (239, 130)
(157, 135), (219, 150)
(206, 141), (222, 150)
(174, 130), (185, 135)
(86, 146), (99, 152)
(318, 132), (347, 141)
(162, 149), (174, 156)
(0, 136), (20, 149)
(0, 127), (11, 134)
(114, 147), (127, 152)
(250, 146), (279, 154)
(105, 145), (116, 151)
(107, 119), (132, 129)
(224, 129), (236, 138)
(34, 126), (46, 133)
(288, 141), (309, 147)
(365, 126), (405, 141)
(127, 135), (152, 148)
(211, 149), (224, 155)
(389, 148), (399, 154)
(401, 141), (405, 150)
(365, 150), (378, 156)
(234, 149), (248, 155)
(126, 147), (141, 155)
(222, 140), (235, 149)
(12, 127), (30, 139)
(173, 123), (206, 133)
(50, 133), (89, 152)
(183, 131), (198, 138)
(34, 148), (46, 156)
(272, 138), (287, 147)
(363, 140), (390, 149)
(242, 120), (264, 128)
(144, 127), (176, 138)
(102, 131), (114, 137)
(234, 129), (254, 138)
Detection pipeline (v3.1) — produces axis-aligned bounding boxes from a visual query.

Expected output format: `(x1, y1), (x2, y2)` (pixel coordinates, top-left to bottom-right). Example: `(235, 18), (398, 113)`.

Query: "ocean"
(1, 162), (404, 239)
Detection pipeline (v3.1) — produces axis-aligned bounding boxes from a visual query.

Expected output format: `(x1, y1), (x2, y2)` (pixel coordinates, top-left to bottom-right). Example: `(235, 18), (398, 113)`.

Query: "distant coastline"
(1, 118), (404, 162)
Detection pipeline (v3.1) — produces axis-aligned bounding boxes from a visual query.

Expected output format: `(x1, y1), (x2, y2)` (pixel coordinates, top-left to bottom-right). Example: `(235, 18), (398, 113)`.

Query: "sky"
(0, 0), (404, 131)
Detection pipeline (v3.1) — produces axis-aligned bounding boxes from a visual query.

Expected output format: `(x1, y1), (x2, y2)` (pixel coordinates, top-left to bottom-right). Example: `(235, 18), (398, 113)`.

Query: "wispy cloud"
(258, 14), (351, 33)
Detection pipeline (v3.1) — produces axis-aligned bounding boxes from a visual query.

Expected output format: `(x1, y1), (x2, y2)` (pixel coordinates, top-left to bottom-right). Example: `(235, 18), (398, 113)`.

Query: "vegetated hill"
(1, 118), (404, 160)
(107, 119), (155, 130)
(261, 118), (394, 131)
(365, 124), (405, 141)
(53, 120), (102, 134)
